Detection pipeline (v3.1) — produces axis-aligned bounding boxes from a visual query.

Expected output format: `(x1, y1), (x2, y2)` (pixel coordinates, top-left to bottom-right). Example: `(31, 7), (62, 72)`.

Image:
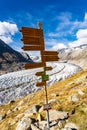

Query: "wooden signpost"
(43, 51), (58, 55)
(36, 81), (46, 87)
(25, 62), (43, 69)
(43, 103), (51, 111)
(22, 45), (44, 51)
(20, 22), (59, 130)
(45, 66), (53, 71)
(21, 37), (41, 45)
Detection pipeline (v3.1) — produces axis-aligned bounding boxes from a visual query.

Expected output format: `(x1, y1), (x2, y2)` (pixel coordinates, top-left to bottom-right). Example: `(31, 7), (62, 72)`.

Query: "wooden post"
(20, 22), (59, 130)
(38, 22), (50, 130)
(38, 22), (43, 29)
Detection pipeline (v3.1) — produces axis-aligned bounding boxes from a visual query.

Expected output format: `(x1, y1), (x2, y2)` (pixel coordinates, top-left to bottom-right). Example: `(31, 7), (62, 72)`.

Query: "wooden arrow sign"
(43, 51), (58, 55)
(35, 71), (44, 76)
(22, 45), (44, 51)
(20, 27), (43, 37)
(25, 62), (43, 69)
(44, 66), (53, 71)
(43, 55), (59, 62)
(36, 81), (46, 87)
(21, 37), (41, 45)
(35, 72), (49, 81)
(41, 50), (59, 62)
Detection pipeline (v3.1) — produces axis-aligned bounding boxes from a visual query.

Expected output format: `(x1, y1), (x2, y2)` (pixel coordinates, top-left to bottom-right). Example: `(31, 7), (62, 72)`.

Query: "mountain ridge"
(58, 44), (87, 69)
(0, 39), (33, 75)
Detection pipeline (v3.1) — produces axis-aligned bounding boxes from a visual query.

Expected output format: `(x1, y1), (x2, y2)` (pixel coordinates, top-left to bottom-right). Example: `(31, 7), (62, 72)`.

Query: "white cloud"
(46, 12), (87, 49)
(48, 32), (66, 37)
(69, 29), (87, 47)
(53, 11), (87, 29)
(53, 12), (87, 37)
(46, 39), (56, 46)
(51, 43), (67, 50)
(45, 39), (61, 47)
(0, 21), (18, 43)
(45, 38), (67, 50)
(0, 35), (12, 43)
(84, 13), (87, 21)
(76, 29), (87, 38)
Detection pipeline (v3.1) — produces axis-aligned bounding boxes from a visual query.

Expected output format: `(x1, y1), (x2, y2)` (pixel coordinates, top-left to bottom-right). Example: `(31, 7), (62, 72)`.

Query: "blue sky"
(0, 0), (87, 53)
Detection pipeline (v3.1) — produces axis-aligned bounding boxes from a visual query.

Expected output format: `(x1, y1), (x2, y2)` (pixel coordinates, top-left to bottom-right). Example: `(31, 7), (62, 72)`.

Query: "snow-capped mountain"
(58, 44), (87, 69)
(58, 44), (87, 53)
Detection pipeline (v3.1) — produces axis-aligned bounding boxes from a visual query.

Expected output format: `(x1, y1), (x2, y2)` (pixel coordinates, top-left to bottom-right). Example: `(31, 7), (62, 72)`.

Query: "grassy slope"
(0, 69), (87, 130)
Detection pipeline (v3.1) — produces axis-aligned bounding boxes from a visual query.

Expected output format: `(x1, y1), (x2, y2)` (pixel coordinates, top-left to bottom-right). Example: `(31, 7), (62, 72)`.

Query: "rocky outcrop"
(25, 105), (41, 115)
(16, 117), (32, 130)
(0, 39), (33, 75)
(63, 122), (79, 130)
(59, 46), (87, 69)
(15, 108), (78, 130)
(49, 110), (69, 121)
(0, 114), (6, 121)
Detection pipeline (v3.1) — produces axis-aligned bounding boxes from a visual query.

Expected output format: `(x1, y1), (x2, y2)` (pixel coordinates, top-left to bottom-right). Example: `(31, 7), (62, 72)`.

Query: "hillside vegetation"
(0, 69), (87, 130)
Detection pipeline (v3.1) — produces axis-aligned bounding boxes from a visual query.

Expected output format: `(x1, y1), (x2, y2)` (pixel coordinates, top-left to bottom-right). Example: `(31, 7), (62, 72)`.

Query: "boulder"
(78, 90), (85, 96)
(0, 114), (6, 121)
(16, 117), (32, 130)
(51, 93), (59, 97)
(50, 125), (59, 130)
(48, 99), (59, 104)
(69, 94), (80, 102)
(7, 109), (12, 115)
(36, 121), (47, 130)
(39, 106), (44, 113)
(37, 114), (43, 121)
(64, 122), (79, 130)
(31, 124), (40, 130)
(49, 110), (69, 121)
(25, 105), (41, 114)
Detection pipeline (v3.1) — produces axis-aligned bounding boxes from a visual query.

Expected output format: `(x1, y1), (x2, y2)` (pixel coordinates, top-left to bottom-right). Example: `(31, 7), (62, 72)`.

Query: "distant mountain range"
(0, 39), (33, 75)
(0, 39), (87, 75)
(58, 44), (87, 69)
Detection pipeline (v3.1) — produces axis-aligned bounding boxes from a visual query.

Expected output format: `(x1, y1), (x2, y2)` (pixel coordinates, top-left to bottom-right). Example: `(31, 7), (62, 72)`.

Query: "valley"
(0, 62), (82, 104)
(0, 39), (87, 130)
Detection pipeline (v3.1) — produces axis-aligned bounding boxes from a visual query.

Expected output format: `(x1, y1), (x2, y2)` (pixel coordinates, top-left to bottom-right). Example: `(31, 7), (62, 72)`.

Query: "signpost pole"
(20, 22), (59, 130)
(38, 22), (50, 130)
(44, 82), (50, 130)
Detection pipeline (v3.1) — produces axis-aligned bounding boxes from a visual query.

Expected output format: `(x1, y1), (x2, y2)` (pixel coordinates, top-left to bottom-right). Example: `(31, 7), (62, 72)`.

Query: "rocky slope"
(0, 39), (33, 75)
(58, 44), (87, 69)
(0, 69), (87, 130)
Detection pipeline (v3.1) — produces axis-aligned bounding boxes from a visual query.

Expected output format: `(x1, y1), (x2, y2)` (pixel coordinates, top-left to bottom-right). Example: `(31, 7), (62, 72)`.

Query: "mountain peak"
(0, 39), (33, 75)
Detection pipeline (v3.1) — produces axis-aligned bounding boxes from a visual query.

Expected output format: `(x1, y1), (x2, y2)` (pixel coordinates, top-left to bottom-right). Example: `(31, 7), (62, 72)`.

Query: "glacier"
(0, 62), (82, 104)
